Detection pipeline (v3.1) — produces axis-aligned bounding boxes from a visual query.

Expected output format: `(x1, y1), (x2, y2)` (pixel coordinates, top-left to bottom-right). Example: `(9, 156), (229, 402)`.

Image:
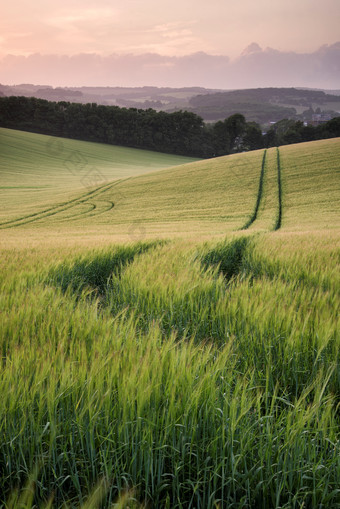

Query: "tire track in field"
(86, 200), (115, 218)
(0, 180), (113, 226)
(57, 202), (97, 222)
(273, 147), (283, 231)
(239, 147), (283, 232)
(57, 200), (115, 222)
(0, 179), (125, 229)
(240, 149), (267, 230)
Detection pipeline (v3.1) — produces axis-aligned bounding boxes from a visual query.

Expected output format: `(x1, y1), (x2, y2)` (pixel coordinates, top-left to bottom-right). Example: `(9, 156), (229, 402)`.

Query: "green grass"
(0, 127), (266, 239)
(0, 236), (339, 508)
(280, 138), (340, 231)
(1, 131), (339, 242)
(0, 128), (198, 222)
(0, 132), (339, 508)
(244, 147), (281, 231)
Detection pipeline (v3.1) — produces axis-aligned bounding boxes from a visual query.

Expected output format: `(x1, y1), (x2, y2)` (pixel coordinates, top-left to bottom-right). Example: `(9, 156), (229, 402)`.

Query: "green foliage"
(265, 117), (340, 147)
(0, 97), (211, 157)
(241, 121), (264, 151)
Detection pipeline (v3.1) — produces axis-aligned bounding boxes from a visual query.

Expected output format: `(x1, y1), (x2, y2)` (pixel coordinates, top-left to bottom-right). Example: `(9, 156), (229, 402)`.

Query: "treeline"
(265, 117), (340, 146)
(0, 96), (339, 158)
(0, 96), (262, 157)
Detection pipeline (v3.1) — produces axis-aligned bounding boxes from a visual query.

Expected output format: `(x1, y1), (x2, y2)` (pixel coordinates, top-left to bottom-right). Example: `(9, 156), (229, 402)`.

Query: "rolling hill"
(1, 129), (339, 243)
(0, 128), (198, 224)
(0, 128), (339, 508)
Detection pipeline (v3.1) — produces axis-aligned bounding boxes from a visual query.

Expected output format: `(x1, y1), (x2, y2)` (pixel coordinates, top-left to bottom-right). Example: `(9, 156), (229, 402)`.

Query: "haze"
(1, 0), (339, 88)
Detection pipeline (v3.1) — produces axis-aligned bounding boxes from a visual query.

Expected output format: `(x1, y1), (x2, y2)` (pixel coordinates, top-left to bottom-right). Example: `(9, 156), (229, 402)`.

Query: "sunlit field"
(0, 128), (198, 223)
(280, 138), (340, 231)
(0, 131), (339, 508)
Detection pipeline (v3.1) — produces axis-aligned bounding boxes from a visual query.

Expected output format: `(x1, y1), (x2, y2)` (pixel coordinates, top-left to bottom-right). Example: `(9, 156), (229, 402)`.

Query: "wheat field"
(0, 130), (339, 508)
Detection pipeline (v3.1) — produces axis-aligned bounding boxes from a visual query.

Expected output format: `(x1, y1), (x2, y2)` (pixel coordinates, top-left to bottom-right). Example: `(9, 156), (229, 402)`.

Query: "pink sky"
(1, 0), (339, 87)
(1, 0), (339, 58)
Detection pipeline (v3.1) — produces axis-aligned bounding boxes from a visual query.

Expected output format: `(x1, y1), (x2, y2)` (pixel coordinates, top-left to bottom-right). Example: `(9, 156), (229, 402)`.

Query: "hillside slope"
(0, 131), (339, 244)
(0, 132), (339, 508)
(0, 128), (198, 222)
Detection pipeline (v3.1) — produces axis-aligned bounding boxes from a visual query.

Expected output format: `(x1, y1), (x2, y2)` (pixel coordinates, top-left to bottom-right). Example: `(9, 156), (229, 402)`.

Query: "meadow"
(0, 129), (339, 508)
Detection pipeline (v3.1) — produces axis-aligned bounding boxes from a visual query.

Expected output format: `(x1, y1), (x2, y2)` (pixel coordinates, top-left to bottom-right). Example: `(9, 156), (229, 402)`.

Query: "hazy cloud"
(0, 43), (339, 89)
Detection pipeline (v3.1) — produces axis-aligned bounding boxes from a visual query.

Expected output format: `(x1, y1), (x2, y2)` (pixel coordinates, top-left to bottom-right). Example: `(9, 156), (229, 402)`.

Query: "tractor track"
(274, 147), (283, 231)
(238, 147), (283, 232)
(0, 180), (125, 229)
(240, 149), (267, 230)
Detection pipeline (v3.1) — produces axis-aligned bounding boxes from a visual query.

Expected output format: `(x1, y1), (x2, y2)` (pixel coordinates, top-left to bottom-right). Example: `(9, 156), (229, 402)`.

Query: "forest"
(0, 95), (339, 158)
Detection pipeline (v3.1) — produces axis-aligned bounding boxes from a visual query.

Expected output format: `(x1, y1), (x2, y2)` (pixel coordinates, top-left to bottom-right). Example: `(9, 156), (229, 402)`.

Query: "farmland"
(0, 128), (198, 224)
(0, 129), (339, 508)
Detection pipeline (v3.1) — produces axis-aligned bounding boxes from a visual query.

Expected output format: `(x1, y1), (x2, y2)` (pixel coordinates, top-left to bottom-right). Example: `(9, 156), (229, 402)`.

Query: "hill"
(0, 83), (220, 112)
(1, 130), (339, 243)
(2, 84), (340, 125)
(187, 87), (340, 124)
(0, 128), (198, 223)
(0, 132), (339, 508)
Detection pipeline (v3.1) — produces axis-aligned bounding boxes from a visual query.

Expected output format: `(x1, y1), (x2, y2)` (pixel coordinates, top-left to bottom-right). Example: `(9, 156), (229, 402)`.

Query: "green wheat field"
(0, 127), (339, 508)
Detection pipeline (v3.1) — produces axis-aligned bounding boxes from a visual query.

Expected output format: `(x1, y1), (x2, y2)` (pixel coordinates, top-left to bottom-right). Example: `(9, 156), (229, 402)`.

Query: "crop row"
(0, 180), (122, 229)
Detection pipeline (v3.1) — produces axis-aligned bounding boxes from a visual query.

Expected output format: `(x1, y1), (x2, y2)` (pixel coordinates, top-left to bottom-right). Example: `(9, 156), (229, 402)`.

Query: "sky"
(0, 0), (340, 87)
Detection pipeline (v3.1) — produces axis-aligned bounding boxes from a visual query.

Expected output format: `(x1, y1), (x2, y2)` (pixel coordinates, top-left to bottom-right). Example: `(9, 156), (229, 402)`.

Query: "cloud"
(230, 42), (340, 89)
(151, 21), (196, 33)
(0, 43), (339, 89)
(241, 43), (262, 56)
(126, 20), (201, 56)
(44, 7), (118, 28)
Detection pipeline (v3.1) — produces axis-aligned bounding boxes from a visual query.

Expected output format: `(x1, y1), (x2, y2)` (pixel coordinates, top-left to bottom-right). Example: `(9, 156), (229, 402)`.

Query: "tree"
(224, 113), (246, 151)
(241, 122), (263, 151)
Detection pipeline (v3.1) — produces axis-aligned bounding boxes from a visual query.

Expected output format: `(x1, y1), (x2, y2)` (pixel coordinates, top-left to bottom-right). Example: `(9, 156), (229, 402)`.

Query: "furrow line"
(0, 180), (117, 228)
(273, 147), (283, 231)
(0, 179), (126, 229)
(240, 149), (267, 230)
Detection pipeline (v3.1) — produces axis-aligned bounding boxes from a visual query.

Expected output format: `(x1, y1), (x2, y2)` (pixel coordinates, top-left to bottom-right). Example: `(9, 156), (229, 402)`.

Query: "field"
(0, 128), (198, 223)
(0, 129), (339, 508)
